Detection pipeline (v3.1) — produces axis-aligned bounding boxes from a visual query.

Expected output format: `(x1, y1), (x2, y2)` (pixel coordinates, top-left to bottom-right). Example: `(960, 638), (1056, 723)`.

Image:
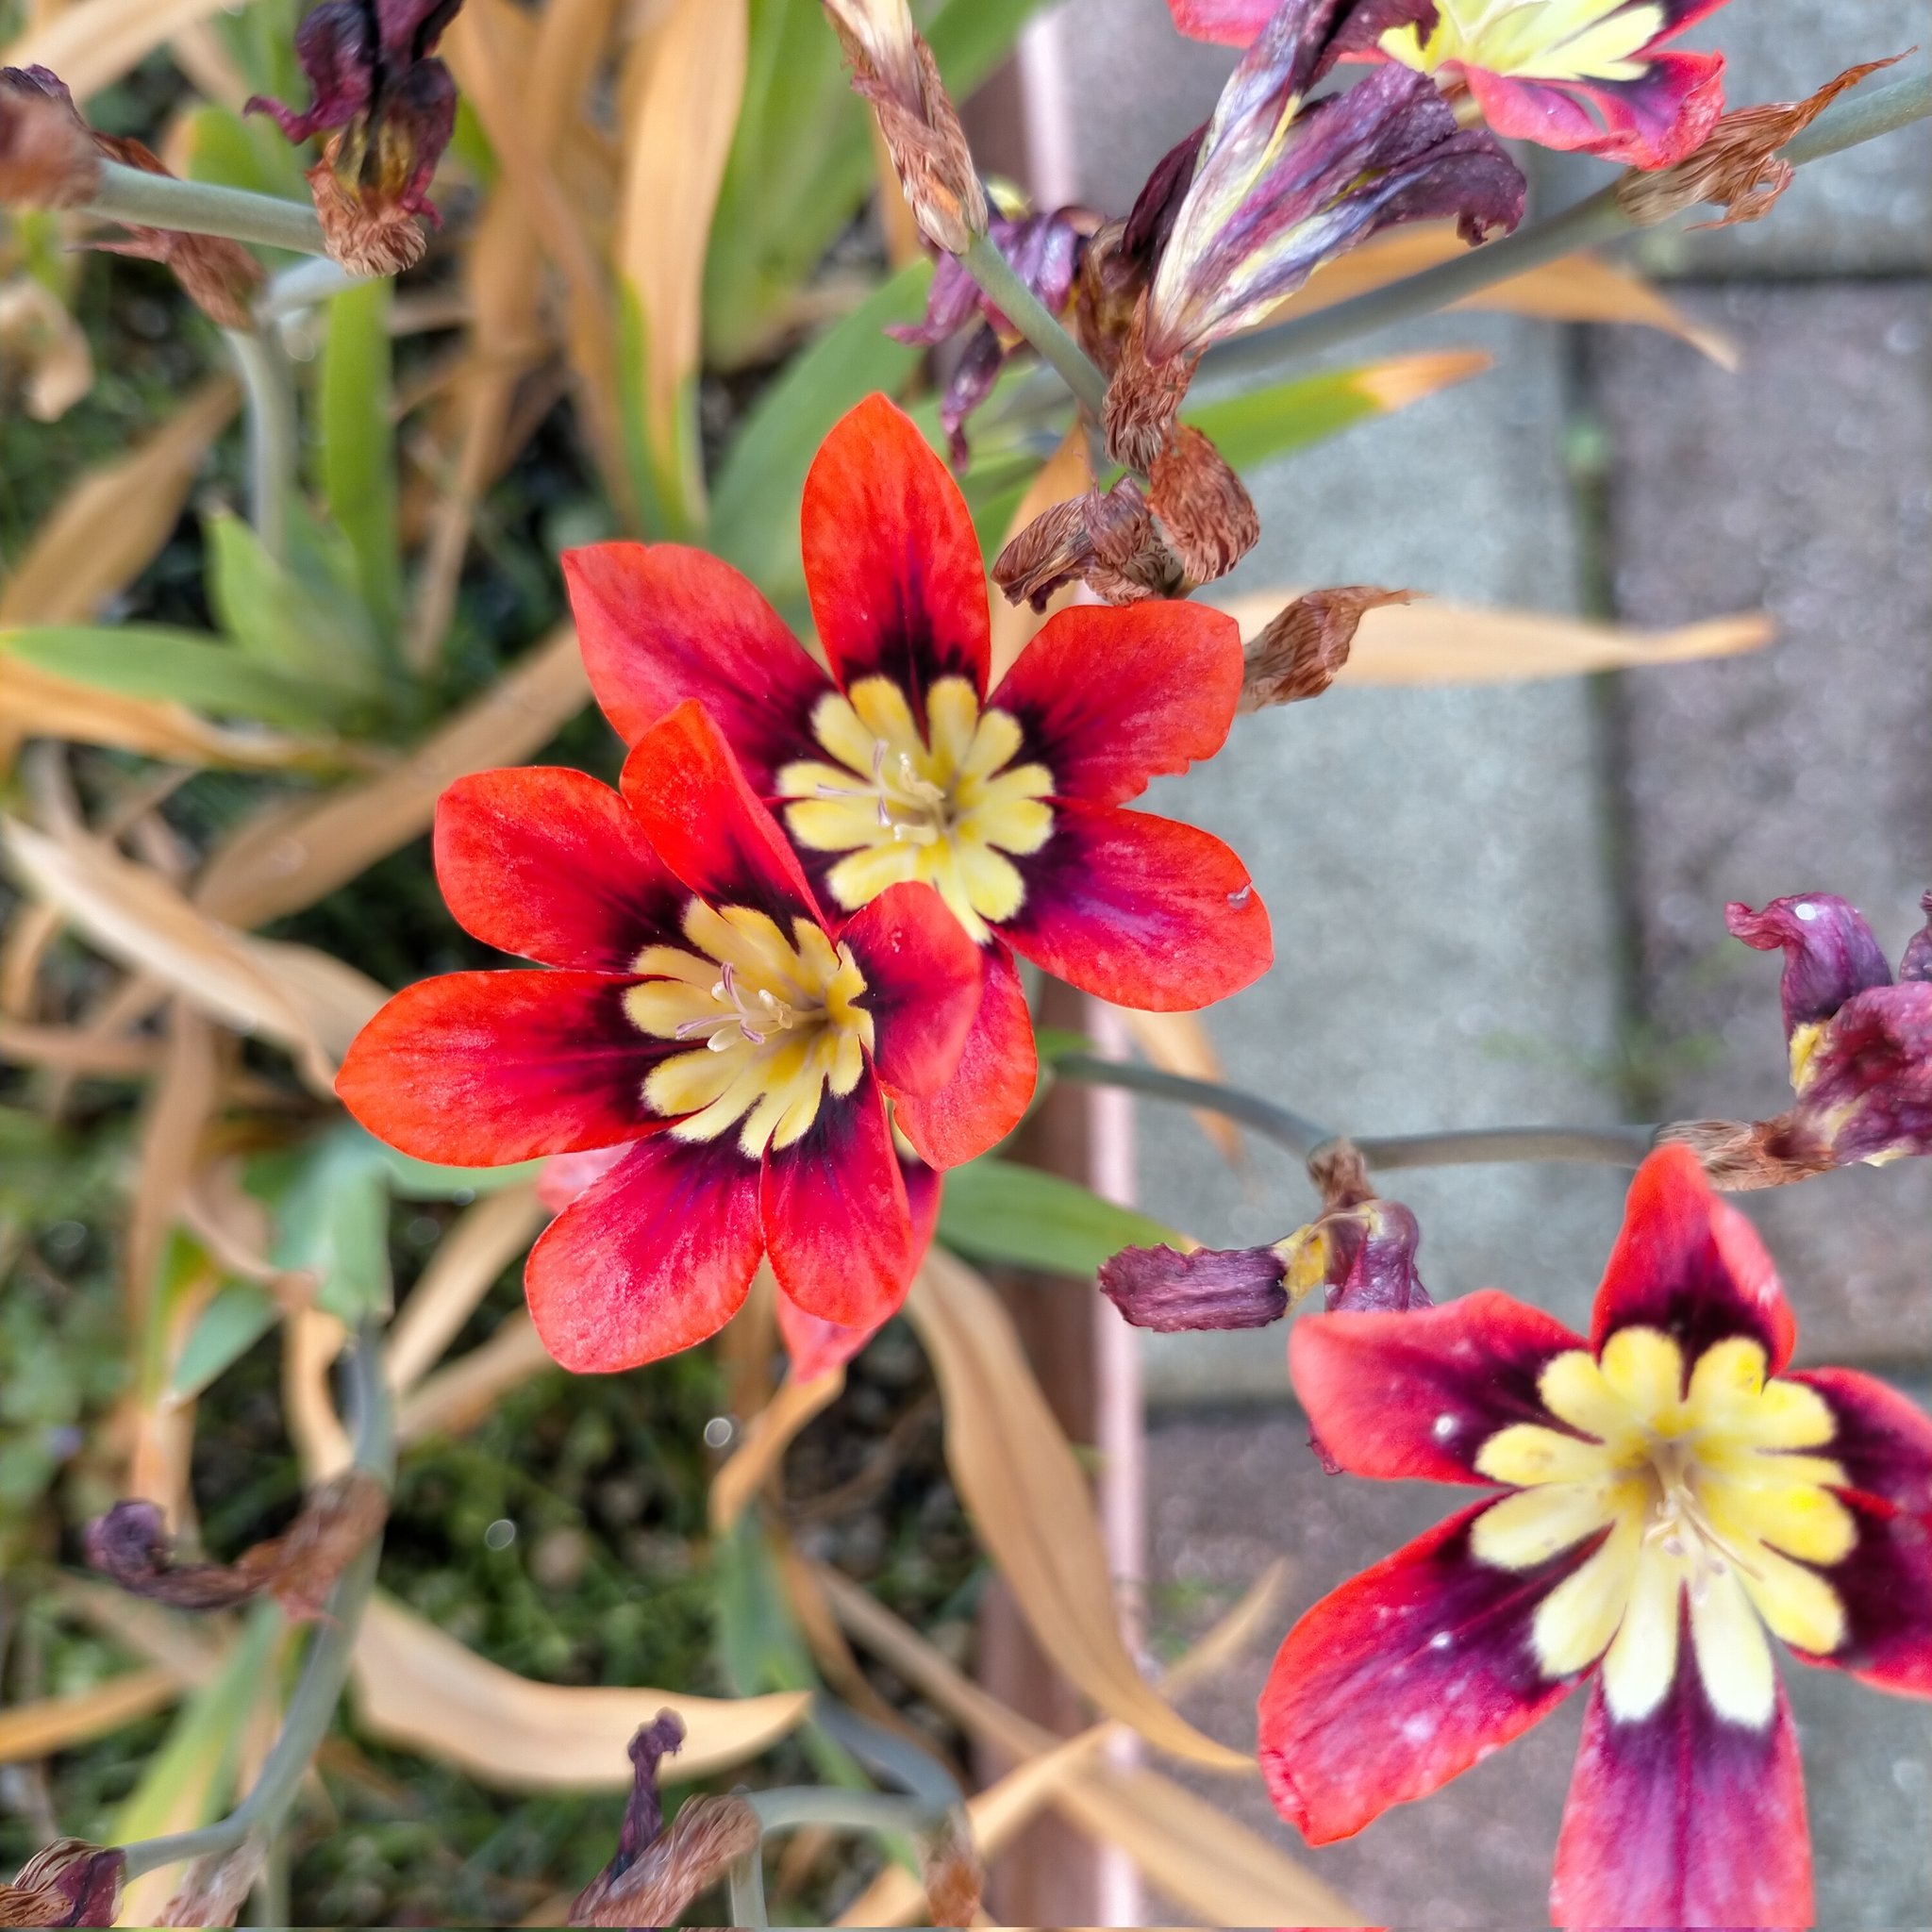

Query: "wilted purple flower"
(247, 0), (462, 274)
(0, 1841), (124, 1928)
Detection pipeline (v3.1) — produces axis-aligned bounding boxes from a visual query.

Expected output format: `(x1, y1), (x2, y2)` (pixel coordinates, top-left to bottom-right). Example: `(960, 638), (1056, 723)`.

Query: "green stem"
(959, 229), (1110, 418)
(727, 1853), (771, 1930)
(1055, 1053), (1657, 1174)
(225, 327), (299, 563)
(117, 1324), (393, 1885)
(747, 1789), (941, 1837)
(80, 159), (328, 257)
(1208, 64), (1932, 378)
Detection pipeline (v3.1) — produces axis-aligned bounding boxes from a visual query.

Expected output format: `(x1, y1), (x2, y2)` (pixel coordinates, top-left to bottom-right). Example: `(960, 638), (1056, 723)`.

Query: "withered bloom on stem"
(991, 475), (1180, 609)
(0, 66), (100, 208)
(1664, 889), (1932, 1187)
(889, 201), (1096, 467)
(1238, 585), (1415, 710)
(88, 1468), (387, 1621)
(248, 0), (463, 275)
(824, 0), (987, 257)
(570, 1712), (760, 1928)
(0, 1842), (124, 1929)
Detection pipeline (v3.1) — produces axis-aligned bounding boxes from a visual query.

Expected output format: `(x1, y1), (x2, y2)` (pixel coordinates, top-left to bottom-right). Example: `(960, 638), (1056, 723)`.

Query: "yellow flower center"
(625, 901), (874, 1157)
(778, 675), (1054, 945)
(1470, 1327), (1852, 1727)
(1379, 0), (1665, 82)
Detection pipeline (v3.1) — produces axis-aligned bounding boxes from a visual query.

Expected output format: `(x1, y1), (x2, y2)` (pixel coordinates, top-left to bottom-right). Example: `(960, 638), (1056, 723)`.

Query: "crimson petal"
(839, 881), (982, 1102)
(1551, 1655), (1811, 1928)
(1001, 801), (1271, 1010)
(890, 941), (1037, 1170)
(1589, 1142), (1795, 1372)
(1289, 1290), (1584, 1484)
(337, 971), (662, 1166)
(990, 601), (1244, 809)
(762, 1069), (915, 1328)
(802, 394), (991, 712)
(1795, 1487), (1932, 1699)
(526, 1133), (763, 1372)
(1258, 1500), (1589, 1843)
(564, 542), (828, 787)
(1467, 47), (1725, 169)
(434, 767), (688, 971)
(620, 702), (822, 928)
(1794, 1365), (1932, 1516)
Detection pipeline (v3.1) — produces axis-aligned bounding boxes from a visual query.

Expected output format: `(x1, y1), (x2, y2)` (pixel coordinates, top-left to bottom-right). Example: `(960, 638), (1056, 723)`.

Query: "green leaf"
(937, 1158), (1185, 1277)
(708, 260), (933, 596)
(614, 284), (700, 542)
(205, 510), (383, 695)
(0, 625), (328, 731)
(180, 103), (311, 205)
(1031, 1027), (1097, 1065)
(1183, 364), (1400, 476)
(372, 1140), (544, 1202)
(171, 1282), (278, 1404)
(263, 1124), (393, 1324)
(319, 278), (403, 638)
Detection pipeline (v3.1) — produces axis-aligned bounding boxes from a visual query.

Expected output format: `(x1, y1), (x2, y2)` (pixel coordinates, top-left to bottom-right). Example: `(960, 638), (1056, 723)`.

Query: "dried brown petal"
(156, 1834), (266, 1930)
(1657, 1116), (1836, 1191)
(0, 68), (100, 209)
(827, 5), (986, 257)
(87, 1468), (387, 1621)
(991, 475), (1182, 609)
(1615, 56), (1906, 230)
(1098, 1241), (1291, 1331)
(1147, 425), (1259, 588)
(307, 141), (427, 275)
(0, 1842), (123, 1928)
(920, 1810), (983, 1927)
(1101, 296), (1196, 471)
(1239, 586), (1417, 711)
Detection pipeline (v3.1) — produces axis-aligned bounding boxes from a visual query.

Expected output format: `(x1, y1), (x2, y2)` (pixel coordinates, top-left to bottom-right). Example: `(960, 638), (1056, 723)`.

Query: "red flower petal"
(1551, 1658), (1811, 1928)
(990, 601), (1243, 809)
(1258, 1500), (1588, 1842)
(1163, 0), (1274, 45)
(761, 1070), (914, 1328)
(839, 880), (982, 1101)
(774, 1153), (940, 1380)
(802, 393), (991, 708)
(1289, 1291), (1584, 1485)
(891, 941), (1036, 1169)
(565, 541), (828, 785)
(1590, 1143), (1796, 1372)
(620, 701), (823, 928)
(1794, 1365), (1932, 1516)
(537, 1141), (630, 1213)
(336, 971), (661, 1165)
(434, 767), (687, 971)
(525, 1133), (763, 1371)
(1002, 801), (1271, 1010)
(1792, 1487), (1932, 1698)
(1465, 47), (1725, 169)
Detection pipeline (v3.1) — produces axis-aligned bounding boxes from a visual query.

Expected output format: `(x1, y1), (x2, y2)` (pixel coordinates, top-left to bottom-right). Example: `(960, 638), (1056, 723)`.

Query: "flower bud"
(1239, 586), (1415, 711)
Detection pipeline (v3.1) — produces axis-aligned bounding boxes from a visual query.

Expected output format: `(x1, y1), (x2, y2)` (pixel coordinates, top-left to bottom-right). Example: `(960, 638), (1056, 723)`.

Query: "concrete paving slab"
(1595, 283), (1932, 1363)
(1142, 1400), (1932, 1925)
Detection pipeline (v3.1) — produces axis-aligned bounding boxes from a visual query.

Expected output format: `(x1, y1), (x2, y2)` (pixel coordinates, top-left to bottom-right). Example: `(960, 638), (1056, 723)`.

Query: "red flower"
(337, 702), (983, 1372)
(1168, 0), (1729, 169)
(1259, 1143), (1932, 1925)
(564, 393), (1274, 1161)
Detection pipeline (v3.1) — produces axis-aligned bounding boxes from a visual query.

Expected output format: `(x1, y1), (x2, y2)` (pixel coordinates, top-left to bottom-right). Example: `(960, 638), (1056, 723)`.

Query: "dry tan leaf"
(0, 1017), (157, 1074)
(0, 275), (92, 419)
(350, 1593), (808, 1790)
(613, 0), (747, 512)
(46, 1577), (227, 1688)
(1, 818), (385, 1091)
(396, 1310), (557, 1444)
(0, 379), (237, 625)
(905, 1250), (1248, 1773)
(988, 428), (1091, 684)
(388, 1186), (546, 1394)
(194, 623), (588, 929)
(285, 1307), (352, 1482)
(0, 1670), (181, 1764)
(125, 1005), (217, 1338)
(1342, 345), (1492, 412)
(0, 657), (333, 772)
(1209, 590), (1774, 686)
(1275, 222), (1737, 366)
(709, 1366), (846, 1535)
(2, 0), (232, 101)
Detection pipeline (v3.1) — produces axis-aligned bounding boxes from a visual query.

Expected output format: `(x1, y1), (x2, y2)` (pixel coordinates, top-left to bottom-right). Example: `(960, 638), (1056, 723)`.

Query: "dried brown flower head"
(0, 66), (100, 208)
(1239, 585), (1416, 710)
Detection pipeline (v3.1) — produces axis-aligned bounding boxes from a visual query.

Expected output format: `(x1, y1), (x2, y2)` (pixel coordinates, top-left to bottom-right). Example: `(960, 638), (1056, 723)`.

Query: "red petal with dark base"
(565, 542), (828, 785)
(1551, 1653), (1811, 1928)
(762, 1070), (914, 1328)
(336, 971), (662, 1165)
(1289, 1291), (1585, 1485)
(525, 1133), (763, 1372)
(1796, 1365), (1932, 1515)
(1258, 1501), (1589, 1842)
(434, 767), (689, 971)
(1794, 1489), (1932, 1698)
(620, 702), (823, 928)
(990, 601), (1244, 808)
(890, 941), (1036, 1170)
(1590, 1141), (1795, 1371)
(1002, 802), (1271, 1010)
(801, 394), (991, 710)
(840, 881), (982, 1101)
(1467, 47), (1725, 169)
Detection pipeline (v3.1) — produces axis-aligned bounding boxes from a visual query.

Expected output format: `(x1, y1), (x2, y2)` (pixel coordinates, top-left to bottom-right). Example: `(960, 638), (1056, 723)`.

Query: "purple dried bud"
(1280, 1196), (1432, 1314)
(1727, 893), (1893, 1045)
(1098, 1243), (1290, 1331)
(1899, 891), (1932, 985)
(0, 1841), (125, 1927)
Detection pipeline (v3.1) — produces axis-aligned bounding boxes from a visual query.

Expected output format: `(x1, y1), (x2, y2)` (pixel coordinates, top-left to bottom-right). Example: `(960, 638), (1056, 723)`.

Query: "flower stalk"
(958, 227), (1110, 419)
(225, 326), (300, 563)
(76, 158), (329, 257)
